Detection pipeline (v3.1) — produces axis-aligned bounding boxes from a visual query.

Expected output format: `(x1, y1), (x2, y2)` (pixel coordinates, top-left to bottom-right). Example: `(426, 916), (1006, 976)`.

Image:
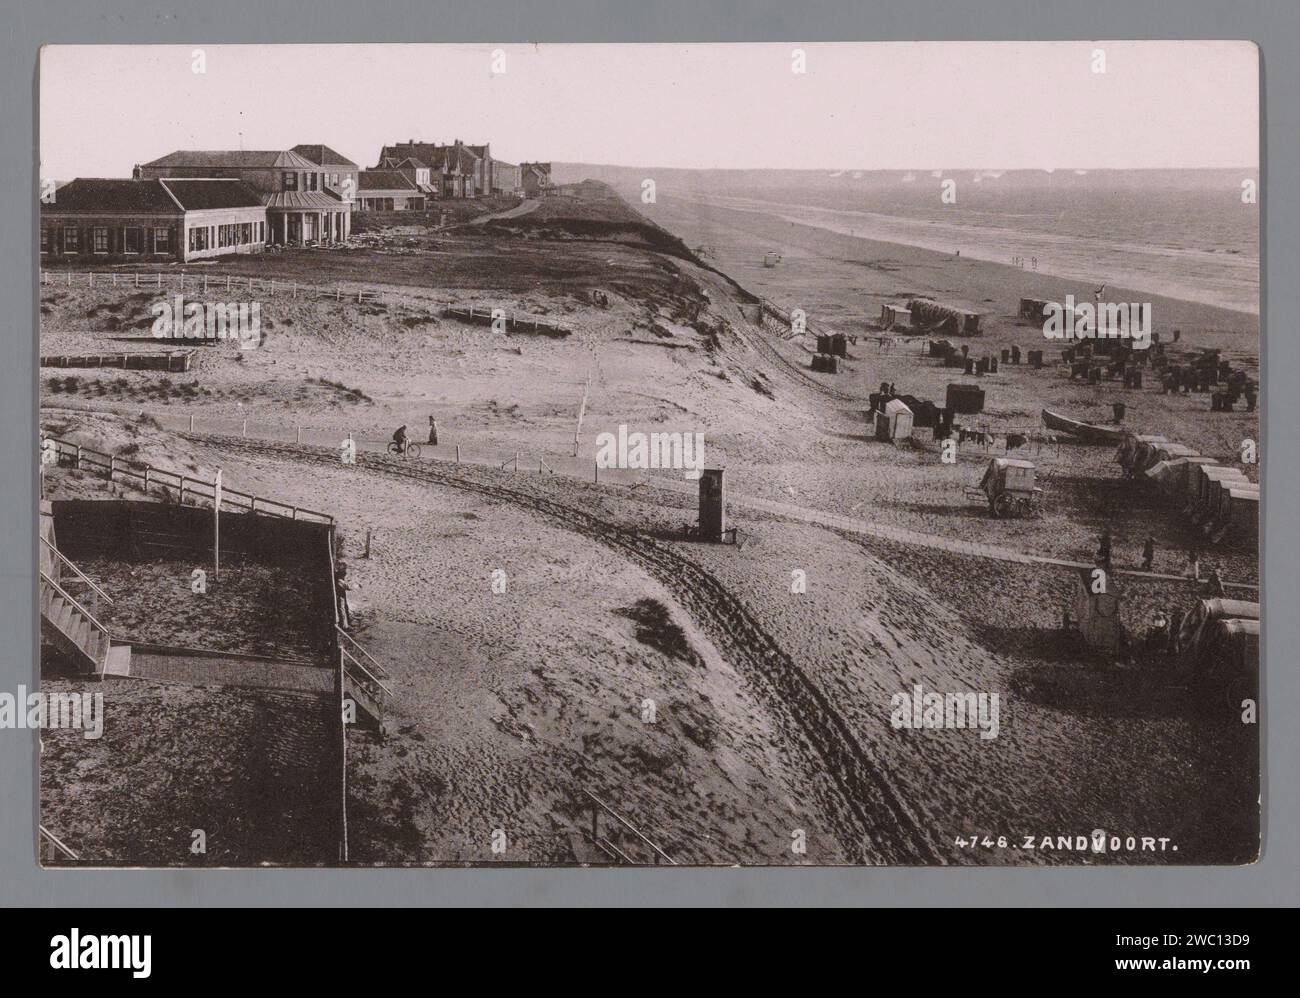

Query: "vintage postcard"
(33, 41), (1259, 866)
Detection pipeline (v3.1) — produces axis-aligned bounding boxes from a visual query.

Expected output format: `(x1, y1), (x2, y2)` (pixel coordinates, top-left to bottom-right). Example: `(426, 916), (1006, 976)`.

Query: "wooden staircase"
(337, 626), (393, 732)
(39, 530), (130, 678)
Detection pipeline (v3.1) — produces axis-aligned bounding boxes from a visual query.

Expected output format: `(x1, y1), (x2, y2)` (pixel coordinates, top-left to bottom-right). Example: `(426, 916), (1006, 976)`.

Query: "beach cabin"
(1071, 567), (1124, 655)
(875, 399), (914, 442)
(1216, 486), (1259, 542)
(880, 303), (912, 330)
(945, 383), (985, 414)
(1019, 298), (1051, 322)
(1194, 465), (1248, 512)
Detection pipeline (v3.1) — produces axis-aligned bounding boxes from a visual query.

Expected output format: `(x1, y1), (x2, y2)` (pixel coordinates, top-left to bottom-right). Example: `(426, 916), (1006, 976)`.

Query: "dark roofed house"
(376, 140), (492, 198)
(291, 144), (360, 208)
(355, 170), (426, 211)
(41, 178), (268, 263)
(139, 148), (351, 245)
(378, 156), (438, 198)
(520, 162), (553, 196)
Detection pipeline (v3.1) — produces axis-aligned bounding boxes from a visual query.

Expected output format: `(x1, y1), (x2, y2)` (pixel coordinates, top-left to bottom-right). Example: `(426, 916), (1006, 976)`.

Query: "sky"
(39, 41), (1259, 179)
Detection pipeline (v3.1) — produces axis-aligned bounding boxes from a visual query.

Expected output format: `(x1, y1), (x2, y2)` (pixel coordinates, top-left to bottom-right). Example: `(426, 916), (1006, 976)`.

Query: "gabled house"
(520, 162), (553, 196)
(139, 149), (351, 245)
(376, 156), (438, 199)
(40, 177), (267, 263)
(376, 140), (494, 197)
(291, 144), (360, 208)
(355, 170), (427, 211)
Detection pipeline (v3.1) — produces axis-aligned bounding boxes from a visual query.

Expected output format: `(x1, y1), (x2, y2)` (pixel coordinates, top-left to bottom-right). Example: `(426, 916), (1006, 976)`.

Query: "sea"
(560, 166), (1260, 315)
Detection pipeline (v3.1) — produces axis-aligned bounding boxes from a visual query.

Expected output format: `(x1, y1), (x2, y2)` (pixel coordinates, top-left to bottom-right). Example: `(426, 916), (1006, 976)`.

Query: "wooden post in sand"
(364, 529), (371, 559)
(189, 413), (195, 432)
(514, 451), (519, 472)
(296, 426), (302, 445)
(242, 419), (247, 437)
(456, 445), (461, 463)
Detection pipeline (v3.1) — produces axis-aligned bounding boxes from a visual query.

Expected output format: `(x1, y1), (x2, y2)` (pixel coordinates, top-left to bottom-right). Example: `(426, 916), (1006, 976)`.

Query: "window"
(307, 172), (318, 191)
(93, 227), (109, 254)
(63, 226), (78, 252)
(40, 229), (48, 254)
(188, 227), (210, 252)
(154, 227), (169, 252)
(125, 228), (143, 254)
(282, 171), (298, 191)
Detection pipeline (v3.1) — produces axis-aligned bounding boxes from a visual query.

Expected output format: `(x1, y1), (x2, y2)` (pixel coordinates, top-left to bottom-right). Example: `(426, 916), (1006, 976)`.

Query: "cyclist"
(392, 424), (408, 455)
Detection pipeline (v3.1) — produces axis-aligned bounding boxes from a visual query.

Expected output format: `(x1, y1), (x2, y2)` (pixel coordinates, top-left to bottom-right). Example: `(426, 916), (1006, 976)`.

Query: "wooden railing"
(39, 535), (113, 608)
(39, 825), (79, 862)
(40, 570), (112, 675)
(581, 789), (676, 866)
(40, 434), (333, 524)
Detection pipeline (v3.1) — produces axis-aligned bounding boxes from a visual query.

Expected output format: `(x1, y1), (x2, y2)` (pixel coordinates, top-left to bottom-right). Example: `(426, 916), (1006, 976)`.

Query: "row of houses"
(41, 141), (554, 263)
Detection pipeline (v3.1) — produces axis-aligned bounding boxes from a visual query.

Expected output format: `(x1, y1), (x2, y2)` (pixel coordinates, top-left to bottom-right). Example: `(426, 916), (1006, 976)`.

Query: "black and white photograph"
(31, 40), (1260, 869)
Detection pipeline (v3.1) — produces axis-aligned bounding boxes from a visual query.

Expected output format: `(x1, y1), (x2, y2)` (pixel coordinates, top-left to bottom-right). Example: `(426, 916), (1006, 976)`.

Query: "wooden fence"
(40, 269), (572, 333)
(41, 350), (195, 372)
(40, 434), (332, 524)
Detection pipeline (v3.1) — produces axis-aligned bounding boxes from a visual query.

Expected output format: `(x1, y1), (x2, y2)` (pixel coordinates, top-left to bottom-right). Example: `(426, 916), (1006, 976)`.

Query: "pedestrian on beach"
(1148, 608), (1169, 652)
(1166, 607), (1185, 654)
(1188, 548), (1201, 584)
(1141, 535), (1156, 572)
(428, 415), (438, 446)
(1097, 529), (1113, 570)
(1207, 566), (1226, 598)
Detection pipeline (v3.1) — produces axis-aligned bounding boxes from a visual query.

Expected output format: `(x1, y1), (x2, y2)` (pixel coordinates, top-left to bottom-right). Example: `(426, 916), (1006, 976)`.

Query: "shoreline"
(632, 191), (1259, 334)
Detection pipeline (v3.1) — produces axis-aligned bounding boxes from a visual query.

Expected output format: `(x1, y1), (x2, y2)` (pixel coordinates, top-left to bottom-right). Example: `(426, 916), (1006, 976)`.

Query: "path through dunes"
(195, 433), (1251, 864)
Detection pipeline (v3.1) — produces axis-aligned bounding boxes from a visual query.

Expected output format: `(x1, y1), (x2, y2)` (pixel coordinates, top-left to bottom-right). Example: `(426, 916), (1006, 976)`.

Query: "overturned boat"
(1041, 407), (1128, 445)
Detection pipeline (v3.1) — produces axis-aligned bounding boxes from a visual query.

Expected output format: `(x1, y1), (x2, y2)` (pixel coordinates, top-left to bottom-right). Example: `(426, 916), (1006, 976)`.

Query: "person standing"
(1207, 566), (1226, 598)
(1141, 535), (1156, 572)
(427, 415), (439, 446)
(1188, 548), (1201, 584)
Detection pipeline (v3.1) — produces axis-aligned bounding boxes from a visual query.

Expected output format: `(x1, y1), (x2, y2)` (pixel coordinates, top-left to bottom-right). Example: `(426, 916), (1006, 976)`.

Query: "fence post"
(107, 456), (114, 481)
(179, 272), (184, 290)
(75, 445), (82, 469)
(514, 451), (519, 472)
(88, 273), (94, 289)
(242, 419), (247, 437)
(227, 276), (231, 291)
(157, 273), (162, 289)
(269, 279), (274, 294)
(455, 444), (460, 463)
(364, 529), (371, 558)
(144, 467), (150, 492)
(594, 461), (598, 483)
(296, 425), (302, 445)
(179, 476), (187, 504)
(134, 273), (140, 288)
(203, 275), (208, 294)
(293, 283), (298, 300)
(189, 413), (195, 432)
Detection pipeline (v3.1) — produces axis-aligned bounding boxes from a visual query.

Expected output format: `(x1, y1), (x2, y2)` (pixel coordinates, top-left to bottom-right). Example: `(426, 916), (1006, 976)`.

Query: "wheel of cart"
(992, 491), (1014, 518)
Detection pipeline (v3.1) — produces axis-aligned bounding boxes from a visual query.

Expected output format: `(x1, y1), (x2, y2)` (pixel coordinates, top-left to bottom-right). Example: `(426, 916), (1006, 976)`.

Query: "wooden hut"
(874, 399), (914, 442)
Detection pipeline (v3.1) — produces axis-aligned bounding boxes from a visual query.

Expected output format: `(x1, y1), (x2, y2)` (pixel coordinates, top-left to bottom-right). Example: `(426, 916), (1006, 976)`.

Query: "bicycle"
(387, 440), (421, 459)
